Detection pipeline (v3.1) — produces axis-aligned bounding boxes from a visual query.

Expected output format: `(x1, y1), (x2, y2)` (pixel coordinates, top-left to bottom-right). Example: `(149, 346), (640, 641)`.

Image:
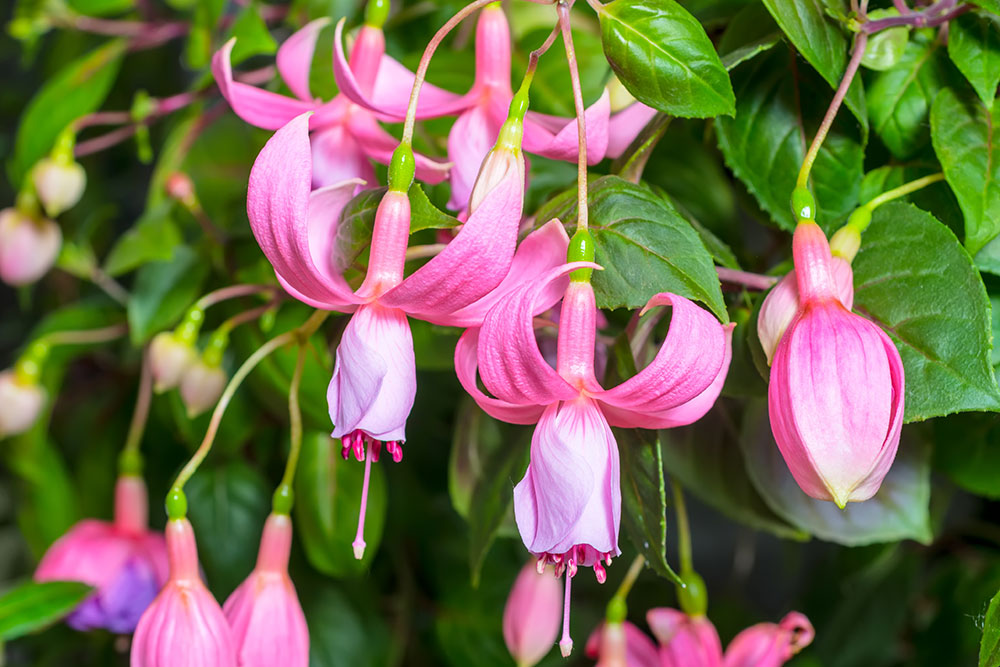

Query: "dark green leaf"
(294, 431), (387, 577)
(227, 2), (279, 65)
(301, 581), (390, 667)
(103, 206), (182, 277)
(127, 245), (209, 344)
(867, 36), (947, 158)
(761, 0), (867, 131)
(718, 3), (782, 71)
(931, 88), (1000, 256)
(597, 0), (736, 117)
(9, 40), (126, 185)
(853, 202), (1000, 419)
(716, 45), (864, 231)
(0, 581), (92, 641)
(948, 11), (1000, 109)
(537, 175), (727, 321)
(740, 402), (932, 545)
(933, 413), (1000, 499)
(146, 107), (203, 211)
(982, 586), (1000, 667)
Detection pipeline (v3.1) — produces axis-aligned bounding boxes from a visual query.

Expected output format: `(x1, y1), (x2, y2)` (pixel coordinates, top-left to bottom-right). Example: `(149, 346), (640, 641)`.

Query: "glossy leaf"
(717, 3), (782, 71)
(948, 11), (1000, 109)
(931, 88), (1000, 256)
(740, 402), (932, 546)
(226, 1), (278, 65)
(867, 36), (947, 158)
(126, 245), (209, 344)
(597, 0), (735, 118)
(294, 431), (387, 577)
(9, 40), (126, 185)
(103, 206), (183, 277)
(0, 581), (92, 641)
(717, 45), (864, 231)
(535, 175), (727, 321)
(852, 202), (1000, 420)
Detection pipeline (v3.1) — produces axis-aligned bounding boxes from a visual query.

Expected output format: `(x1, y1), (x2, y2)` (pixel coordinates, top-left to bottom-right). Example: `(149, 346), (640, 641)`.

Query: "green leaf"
(67, 0), (135, 14)
(933, 413), (1000, 499)
(740, 402), (932, 545)
(982, 587), (1000, 667)
(597, 0), (735, 118)
(717, 3), (782, 71)
(295, 431), (387, 577)
(103, 206), (183, 277)
(949, 11), (1000, 109)
(536, 175), (727, 321)
(185, 0), (226, 69)
(852, 202), (1000, 420)
(716, 45), (864, 231)
(931, 88), (1000, 256)
(973, 0), (1000, 14)
(186, 461), (272, 599)
(761, 0), (867, 131)
(515, 26), (609, 117)
(226, 2), (279, 65)
(9, 40), (126, 185)
(126, 245), (209, 344)
(867, 36), (947, 158)
(301, 581), (390, 667)
(0, 581), (93, 641)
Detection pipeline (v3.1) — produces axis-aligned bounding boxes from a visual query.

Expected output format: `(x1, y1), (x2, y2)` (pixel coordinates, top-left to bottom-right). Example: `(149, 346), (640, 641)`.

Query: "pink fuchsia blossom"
(0, 208), (61, 286)
(503, 561), (563, 667)
(213, 19), (448, 188)
(757, 256), (854, 366)
(179, 356), (227, 418)
(585, 621), (660, 667)
(723, 612), (815, 667)
(0, 369), (45, 438)
(149, 331), (198, 393)
(32, 157), (86, 217)
(35, 476), (168, 633)
(456, 265), (733, 654)
(224, 513), (309, 667)
(334, 6), (652, 211)
(131, 517), (236, 667)
(768, 222), (905, 507)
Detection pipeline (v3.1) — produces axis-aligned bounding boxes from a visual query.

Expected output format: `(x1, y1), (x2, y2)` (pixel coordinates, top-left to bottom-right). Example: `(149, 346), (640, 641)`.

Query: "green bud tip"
(14, 341), (50, 385)
(791, 186), (816, 222)
(568, 229), (596, 283)
(165, 488), (188, 520)
(175, 307), (205, 344)
(388, 143), (415, 193)
(365, 0), (390, 28)
(202, 329), (229, 367)
(606, 596), (627, 624)
(52, 127), (77, 164)
(118, 449), (144, 476)
(272, 484), (294, 515)
(676, 570), (708, 617)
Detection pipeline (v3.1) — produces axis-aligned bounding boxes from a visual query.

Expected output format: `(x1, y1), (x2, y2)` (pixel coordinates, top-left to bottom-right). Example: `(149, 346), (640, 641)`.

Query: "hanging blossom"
(246, 90), (565, 558)
(585, 621), (661, 667)
(333, 4), (656, 210)
(455, 259), (733, 654)
(213, 15), (450, 188)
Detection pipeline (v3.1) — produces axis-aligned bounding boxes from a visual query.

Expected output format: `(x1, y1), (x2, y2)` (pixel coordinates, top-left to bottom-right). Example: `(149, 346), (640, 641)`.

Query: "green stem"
(194, 284), (278, 311)
(119, 349), (153, 474)
(672, 481), (693, 575)
(558, 0), (590, 233)
(864, 172), (945, 213)
(614, 554), (646, 601)
(273, 343), (307, 514)
(41, 323), (128, 347)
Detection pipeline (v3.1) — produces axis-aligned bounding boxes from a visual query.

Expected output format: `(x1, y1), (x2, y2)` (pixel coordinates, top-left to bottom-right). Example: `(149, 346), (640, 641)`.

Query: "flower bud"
(723, 612), (814, 667)
(149, 332), (197, 393)
(768, 222), (904, 506)
(646, 608), (723, 667)
(503, 562), (562, 667)
(0, 369), (45, 438)
(585, 621), (660, 667)
(165, 172), (196, 207)
(179, 356), (227, 418)
(0, 208), (61, 286)
(32, 157), (86, 217)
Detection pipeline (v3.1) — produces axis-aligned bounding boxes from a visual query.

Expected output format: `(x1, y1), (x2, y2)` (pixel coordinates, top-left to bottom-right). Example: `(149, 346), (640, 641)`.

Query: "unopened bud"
(179, 356), (227, 418)
(468, 148), (523, 216)
(0, 208), (61, 286)
(503, 562), (562, 667)
(0, 369), (45, 438)
(32, 158), (86, 218)
(829, 223), (862, 262)
(149, 332), (197, 393)
(165, 172), (196, 207)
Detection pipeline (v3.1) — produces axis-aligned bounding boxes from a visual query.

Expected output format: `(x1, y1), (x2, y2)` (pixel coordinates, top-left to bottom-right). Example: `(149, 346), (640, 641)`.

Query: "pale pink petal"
(605, 102), (658, 159)
(523, 90), (611, 164)
(647, 609), (724, 667)
(513, 398), (621, 565)
(597, 294), (729, 423)
(447, 104), (502, 210)
(503, 562), (562, 667)
(380, 155), (524, 320)
(276, 18), (330, 102)
(247, 114), (362, 310)
(349, 113), (450, 184)
(328, 303), (415, 442)
(310, 124), (376, 188)
(212, 39), (317, 131)
(473, 5), (513, 92)
(454, 328), (547, 425)
(585, 621), (661, 667)
(723, 612), (814, 667)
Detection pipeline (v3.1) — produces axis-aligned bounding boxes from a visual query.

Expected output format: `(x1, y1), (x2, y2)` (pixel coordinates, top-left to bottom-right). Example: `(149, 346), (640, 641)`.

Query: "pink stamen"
(536, 556), (547, 575)
(352, 432), (366, 461)
(593, 561), (606, 584)
(371, 440), (382, 463)
(352, 438), (375, 560)
(559, 567), (574, 657)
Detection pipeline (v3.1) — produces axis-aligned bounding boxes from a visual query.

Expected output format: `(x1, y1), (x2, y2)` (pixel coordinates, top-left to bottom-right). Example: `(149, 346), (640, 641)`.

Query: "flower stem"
(41, 323), (128, 346)
(861, 0), (972, 32)
(120, 348), (153, 470)
(279, 343), (307, 491)
(195, 284), (279, 310)
(716, 267), (779, 291)
(864, 172), (944, 212)
(672, 481), (693, 575)
(613, 554), (646, 601)
(558, 0), (590, 233)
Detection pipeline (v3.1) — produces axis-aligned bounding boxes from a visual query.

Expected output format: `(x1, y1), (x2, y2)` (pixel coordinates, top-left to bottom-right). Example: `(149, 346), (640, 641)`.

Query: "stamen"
(386, 440), (404, 463)
(559, 568), (574, 657)
(593, 560), (606, 584)
(567, 548), (578, 578)
(371, 440), (382, 463)
(352, 438), (375, 560)
(536, 555), (547, 575)
(352, 432), (366, 461)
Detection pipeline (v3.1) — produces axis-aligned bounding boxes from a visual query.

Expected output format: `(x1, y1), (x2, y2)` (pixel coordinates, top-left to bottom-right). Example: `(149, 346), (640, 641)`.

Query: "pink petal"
(513, 399), (621, 564)
(647, 609), (724, 667)
(503, 562), (563, 667)
(473, 4), (514, 92)
(276, 18), (330, 103)
(247, 114), (361, 310)
(212, 39), (317, 131)
(454, 329), (547, 424)
(447, 104), (503, 210)
(585, 622), (661, 667)
(523, 90), (611, 164)
(379, 155), (525, 320)
(444, 219), (570, 328)
(723, 612), (814, 667)
(606, 102), (659, 159)
(310, 124), (376, 188)
(329, 303), (415, 442)
(597, 294), (729, 425)
(349, 113), (450, 184)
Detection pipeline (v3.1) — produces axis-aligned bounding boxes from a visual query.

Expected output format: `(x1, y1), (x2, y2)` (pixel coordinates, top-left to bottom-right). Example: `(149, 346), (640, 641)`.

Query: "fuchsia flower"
(723, 612), (815, 667)
(213, 18), (449, 188)
(131, 517), (237, 667)
(0, 207), (61, 286)
(585, 621), (660, 667)
(456, 265), (733, 654)
(0, 369), (45, 438)
(768, 222), (905, 507)
(334, 5), (655, 210)
(224, 513), (309, 667)
(503, 561), (563, 667)
(35, 476), (168, 633)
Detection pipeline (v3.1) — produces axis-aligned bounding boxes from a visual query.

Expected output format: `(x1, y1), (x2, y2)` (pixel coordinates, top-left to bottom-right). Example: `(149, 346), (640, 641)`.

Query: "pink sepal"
(722, 612), (815, 667)
(646, 609), (723, 667)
